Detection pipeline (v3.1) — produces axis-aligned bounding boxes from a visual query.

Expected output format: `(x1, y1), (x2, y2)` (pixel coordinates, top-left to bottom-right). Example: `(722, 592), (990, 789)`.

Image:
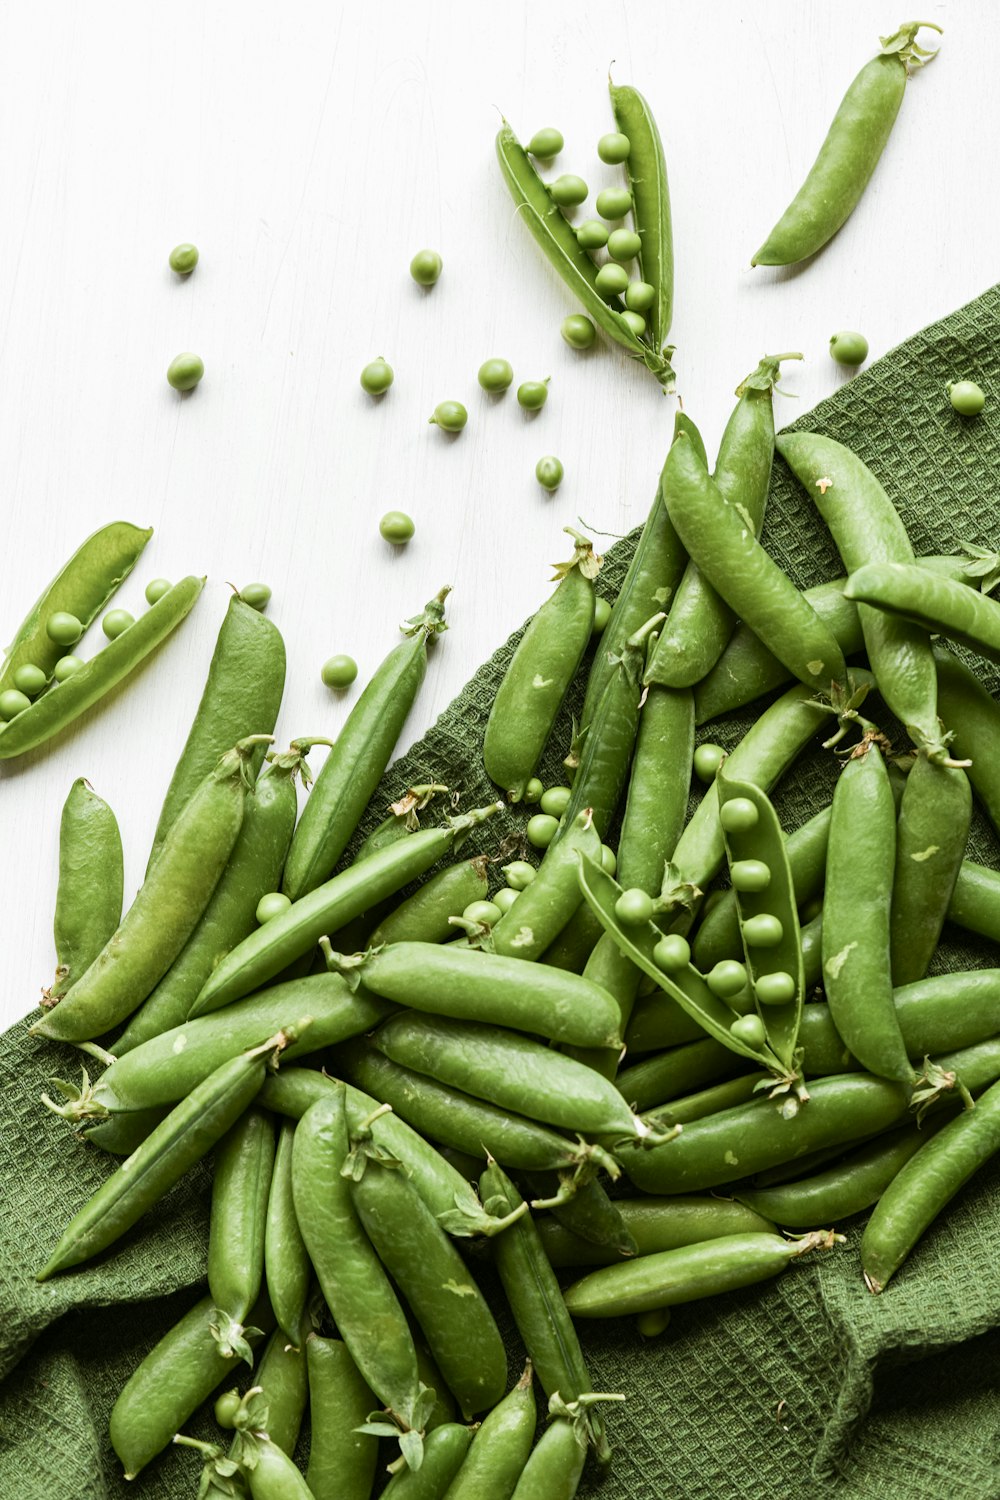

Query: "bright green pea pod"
(536, 1195), (774, 1269)
(370, 857), (489, 946)
(248, 1440), (315, 1499)
(575, 934), (641, 1079)
(752, 23), (940, 267)
(511, 1418), (586, 1500)
(0, 519), (151, 695)
(848, 559), (1000, 666)
(0, 575), (204, 760)
(540, 901), (605, 974)
(935, 643), (1000, 833)
(890, 757), (971, 984)
(50, 778), (123, 1000)
(265, 1122), (312, 1351)
(491, 811), (602, 961)
(617, 684), (694, 893)
(283, 588), (449, 901)
(484, 532), (597, 802)
(609, 80), (672, 352)
(353, 783), (450, 864)
(383, 1424), (474, 1499)
(82, 1104), (169, 1155)
(306, 1334), (379, 1500)
(646, 1073), (766, 1127)
(208, 1107), (275, 1349)
(32, 735), (264, 1043)
(443, 1362), (536, 1500)
(251, 1328), (309, 1459)
(861, 1076), (1000, 1293)
(148, 593), (286, 866)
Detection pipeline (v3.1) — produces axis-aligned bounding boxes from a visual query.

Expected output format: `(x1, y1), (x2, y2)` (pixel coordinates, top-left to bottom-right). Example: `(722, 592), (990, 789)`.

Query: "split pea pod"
(609, 78), (672, 353)
(283, 588), (449, 900)
(443, 1361), (536, 1500)
(890, 756), (971, 984)
(537, 1196), (774, 1268)
(490, 811), (602, 961)
(752, 23), (941, 266)
(511, 1418), (586, 1500)
(934, 644), (1000, 831)
(370, 858), (489, 946)
(305, 1334), (379, 1500)
(208, 1107), (275, 1351)
(32, 736), (266, 1043)
(265, 1121), (311, 1348)
(50, 779), (123, 1000)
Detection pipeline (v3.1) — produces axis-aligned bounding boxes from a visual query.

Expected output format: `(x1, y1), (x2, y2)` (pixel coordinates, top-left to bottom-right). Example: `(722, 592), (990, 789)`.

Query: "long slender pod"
(50, 779), (123, 1000)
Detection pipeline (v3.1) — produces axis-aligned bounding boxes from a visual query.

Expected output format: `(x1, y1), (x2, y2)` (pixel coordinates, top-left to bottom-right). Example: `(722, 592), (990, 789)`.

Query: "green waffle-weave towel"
(3, 287), (1000, 1499)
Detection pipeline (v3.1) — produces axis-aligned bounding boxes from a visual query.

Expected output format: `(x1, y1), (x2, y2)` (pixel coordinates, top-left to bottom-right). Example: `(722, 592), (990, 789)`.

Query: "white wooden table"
(0, 0), (980, 1028)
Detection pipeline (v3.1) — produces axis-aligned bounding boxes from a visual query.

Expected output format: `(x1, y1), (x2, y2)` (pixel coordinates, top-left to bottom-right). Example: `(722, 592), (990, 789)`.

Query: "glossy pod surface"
(207, 1106), (274, 1331)
(890, 757), (971, 985)
(442, 1362), (536, 1500)
(51, 779), (123, 999)
(305, 1334), (379, 1500)
(536, 1196), (775, 1268)
(490, 812), (602, 961)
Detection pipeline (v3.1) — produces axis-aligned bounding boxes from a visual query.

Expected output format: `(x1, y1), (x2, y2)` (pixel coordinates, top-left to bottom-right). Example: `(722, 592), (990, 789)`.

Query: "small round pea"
(539, 785), (572, 817)
(168, 243), (199, 275)
(0, 688), (31, 720)
(596, 187), (632, 220)
(527, 127), (564, 160)
(731, 859), (771, 894)
(653, 933), (691, 973)
(144, 578), (172, 605)
(321, 654), (358, 689)
(478, 358), (514, 393)
(257, 892), (292, 925)
(615, 887), (655, 927)
(549, 175), (588, 207)
(636, 1307), (670, 1338)
(492, 886), (520, 914)
(526, 814), (559, 849)
(410, 249), (442, 287)
(166, 352), (204, 391)
(46, 611), (83, 646)
(12, 664), (46, 697)
(730, 1014), (766, 1049)
(720, 797), (759, 834)
(595, 263), (629, 298)
(620, 310), (646, 337)
(597, 131), (631, 164)
(517, 378), (550, 411)
(593, 597), (612, 635)
(429, 401), (467, 432)
(463, 899), (503, 927)
(742, 913), (784, 948)
(380, 510), (415, 544)
(53, 655), (84, 682)
(101, 608), (134, 641)
(756, 971), (797, 1006)
(948, 380), (986, 416)
(625, 280), (657, 313)
(693, 743), (726, 784)
(600, 844), (617, 875)
(523, 777), (544, 805)
(503, 860), (537, 890)
(240, 583), (271, 612)
(214, 1391), (242, 1429)
(561, 314), (597, 350)
(360, 358), (394, 395)
(829, 331), (869, 367)
(607, 228), (641, 263)
(576, 219), (610, 250)
(535, 456), (564, 492)
(706, 960), (748, 1000)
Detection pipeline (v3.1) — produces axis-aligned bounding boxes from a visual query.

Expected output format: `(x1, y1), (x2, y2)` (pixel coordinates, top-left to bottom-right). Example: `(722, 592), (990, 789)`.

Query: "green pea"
(492, 886), (520, 914)
(620, 310), (646, 337)
(693, 743), (726, 784)
(410, 249), (442, 286)
(379, 510), (415, 544)
(549, 175), (588, 207)
(593, 597), (612, 635)
(12, 664), (46, 697)
(948, 380), (986, 416)
(829, 331), (868, 367)
(523, 778), (544, 804)
(577, 219), (610, 250)
(595, 263), (629, 298)
(478, 358), (514, 393)
(597, 131), (631, 164)
(214, 1390), (242, 1429)
(600, 844), (617, 875)
(742, 913), (784, 948)
(636, 1307), (670, 1337)
(463, 899), (503, 927)
(730, 1014), (766, 1048)
(46, 612), (83, 646)
(535, 455), (564, 491)
(102, 609), (134, 641)
(503, 860), (536, 890)
(607, 228), (641, 262)
(144, 578), (172, 605)
(53, 655), (84, 682)
(615, 887), (654, 926)
(360, 357), (394, 395)
(653, 933), (690, 973)
(517, 378), (550, 411)
(527, 127), (564, 160)
(561, 314), (597, 350)
(625, 280), (656, 313)
(321, 654), (358, 689)
(429, 400), (468, 432)
(706, 960), (748, 999)
(526, 814), (559, 849)
(0, 688), (31, 720)
(596, 187), (631, 220)
(720, 797), (758, 834)
(756, 970), (797, 1006)
(166, 352), (204, 391)
(168, 243), (199, 275)
(256, 891), (292, 924)
(731, 859), (771, 894)
(539, 785), (572, 817)
(239, 583), (271, 611)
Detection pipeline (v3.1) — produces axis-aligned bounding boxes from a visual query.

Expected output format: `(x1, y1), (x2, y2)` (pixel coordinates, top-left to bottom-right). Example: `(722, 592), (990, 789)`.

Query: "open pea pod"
(717, 773), (804, 1078)
(577, 854), (784, 1080)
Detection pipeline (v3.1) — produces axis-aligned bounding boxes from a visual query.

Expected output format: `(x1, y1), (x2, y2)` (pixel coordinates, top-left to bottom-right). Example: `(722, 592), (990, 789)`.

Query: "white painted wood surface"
(0, 0), (980, 1027)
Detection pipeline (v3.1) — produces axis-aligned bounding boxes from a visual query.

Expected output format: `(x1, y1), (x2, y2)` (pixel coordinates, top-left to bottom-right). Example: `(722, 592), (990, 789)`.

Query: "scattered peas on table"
(535, 455), (563, 491)
(168, 242), (199, 275)
(830, 330), (869, 366)
(320, 654), (358, 689)
(379, 510), (415, 544)
(429, 400), (467, 432)
(166, 352), (204, 391)
(360, 357), (394, 394)
(409, 248), (442, 285)
(478, 358), (514, 392)
(517, 377), (549, 410)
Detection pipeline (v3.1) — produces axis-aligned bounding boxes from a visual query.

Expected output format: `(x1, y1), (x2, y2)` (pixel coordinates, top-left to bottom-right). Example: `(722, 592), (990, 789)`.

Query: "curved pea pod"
(620, 1072), (911, 1194)
(890, 757), (971, 984)
(484, 531), (599, 802)
(540, 901), (605, 975)
(443, 1361), (536, 1500)
(251, 1327), (309, 1459)
(50, 779), (123, 1000)
(491, 811), (602, 961)
(563, 1229), (840, 1319)
(383, 1424), (474, 1499)
(523, 1171), (637, 1257)
(148, 593), (286, 865)
(948, 860), (1000, 943)
(370, 858), (489, 946)
(283, 588), (449, 900)
(82, 1104), (169, 1155)
(247, 1439), (315, 1499)
(847, 560), (1000, 668)
(646, 1073), (766, 1128)
(354, 783), (450, 864)
(511, 1417), (586, 1500)
(617, 684), (694, 895)
(609, 79), (672, 351)
(305, 1334), (379, 1500)
(862, 1076), (1000, 1293)
(326, 941), (622, 1050)
(0, 575), (204, 759)
(616, 1037), (751, 1114)
(935, 643), (1000, 833)
(495, 120), (673, 388)
(752, 23), (940, 266)
(537, 1195), (774, 1268)
(208, 1107), (275, 1354)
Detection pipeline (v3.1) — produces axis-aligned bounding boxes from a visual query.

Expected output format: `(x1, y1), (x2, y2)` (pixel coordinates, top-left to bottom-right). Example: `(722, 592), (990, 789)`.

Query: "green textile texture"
(4, 287), (1000, 1499)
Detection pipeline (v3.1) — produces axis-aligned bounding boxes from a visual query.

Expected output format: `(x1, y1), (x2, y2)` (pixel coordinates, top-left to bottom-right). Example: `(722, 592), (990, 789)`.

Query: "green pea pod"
(443, 1362), (536, 1500)
(935, 643), (1000, 832)
(263, 1123), (311, 1351)
(246, 1440), (314, 1500)
(575, 935), (641, 1079)
(252, 1328), (309, 1459)
(890, 757), (971, 984)
(540, 902), (605, 974)
(353, 784), (450, 864)
(484, 532), (598, 802)
(948, 860), (1000, 942)
(491, 811), (602, 961)
(617, 684), (694, 893)
(0, 575), (204, 759)
(148, 593), (286, 865)
(37, 1031), (292, 1281)
(283, 589), (449, 900)
(622, 993), (706, 1054)
(410, 1324), (459, 1434)
(0, 519), (151, 695)
(609, 80), (673, 352)
(83, 1104), (169, 1155)
(861, 1076), (1000, 1293)
(848, 559), (1000, 668)
(383, 1424), (474, 1499)
(33, 735), (265, 1043)
(511, 1418), (586, 1500)
(752, 23), (941, 266)
(495, 121), (673, 388)
(305, 1334), (379, 1500)
(536, 1196), (774, 1269)
(208, 1107), (275, 1349)
(50, 779), (123, 1000)
(616, 1037), (750, 1114)
(646, 1073), (766, 1128)
(370, 858), (489, 946)
(523, 1171), (636, 1258)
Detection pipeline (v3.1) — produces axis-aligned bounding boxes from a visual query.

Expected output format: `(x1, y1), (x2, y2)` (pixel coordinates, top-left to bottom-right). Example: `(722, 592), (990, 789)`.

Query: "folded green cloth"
(3, 286), (1000, 1499)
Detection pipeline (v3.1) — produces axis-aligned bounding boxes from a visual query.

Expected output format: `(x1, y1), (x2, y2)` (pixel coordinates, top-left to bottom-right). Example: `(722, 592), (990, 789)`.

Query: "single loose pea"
(503, 860), (536, 890)
(463, 899), (503, 928)
(596, 187), (631, 220)
(693, 743), (726, 784)
(492, 886), (520, 914)
(527, 127), (564, 160)
(53, 655), (84, 682)
(706, 960), (748, 1000)
(321, 654), (358, 689)
(720, 797), (758, 834)
(257, 892), (292, 925)
(948, 380), (986, 416)
(607, 228), (641, 262)
(360, 358), (394, 395)
(625, 280), (656, 313)
(653, 934), (691, 973)
(561, 314), (597, 350)
(478, 358), (514, 393)
(429, 401), (467, 432)
(756, 971), (797, 1006)
(577, 219), (610, 250)
(168, 243), (199, 275)
(240, 583), (271, 612)
(730, 1014), (766, 1049)
(595, 263), (629, 298)
(535, 456), (564, 492)
(214, 1391), (242, 1429)
(593, 597), (612, 635)
(615, 887), (654, 927)
(742, 913), (784, 948)
(517, 378), (550, 411)
(620, 310), (646, 337)
(597, 131), (631, 164)
(0, 688), (31, 720)
(527, 814), (559, 849)
(731, 859), (771, 894)
(829, 331), (869, 367)
(167, 352), (204, 391)
(523, 777), (544, 805)
(102, 609), (134, 641)
(12, 664), (46, 697)
(540, 785), (572, 817)
(144, 578), (172, 605)
(380, 510), (415, 544)
(549, 175), (588, 207)
(46, 612), (83, 646)
(636, 1307), (670, 1338)
(410, 249), (442, 286)
(600, 844), (617, 875)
